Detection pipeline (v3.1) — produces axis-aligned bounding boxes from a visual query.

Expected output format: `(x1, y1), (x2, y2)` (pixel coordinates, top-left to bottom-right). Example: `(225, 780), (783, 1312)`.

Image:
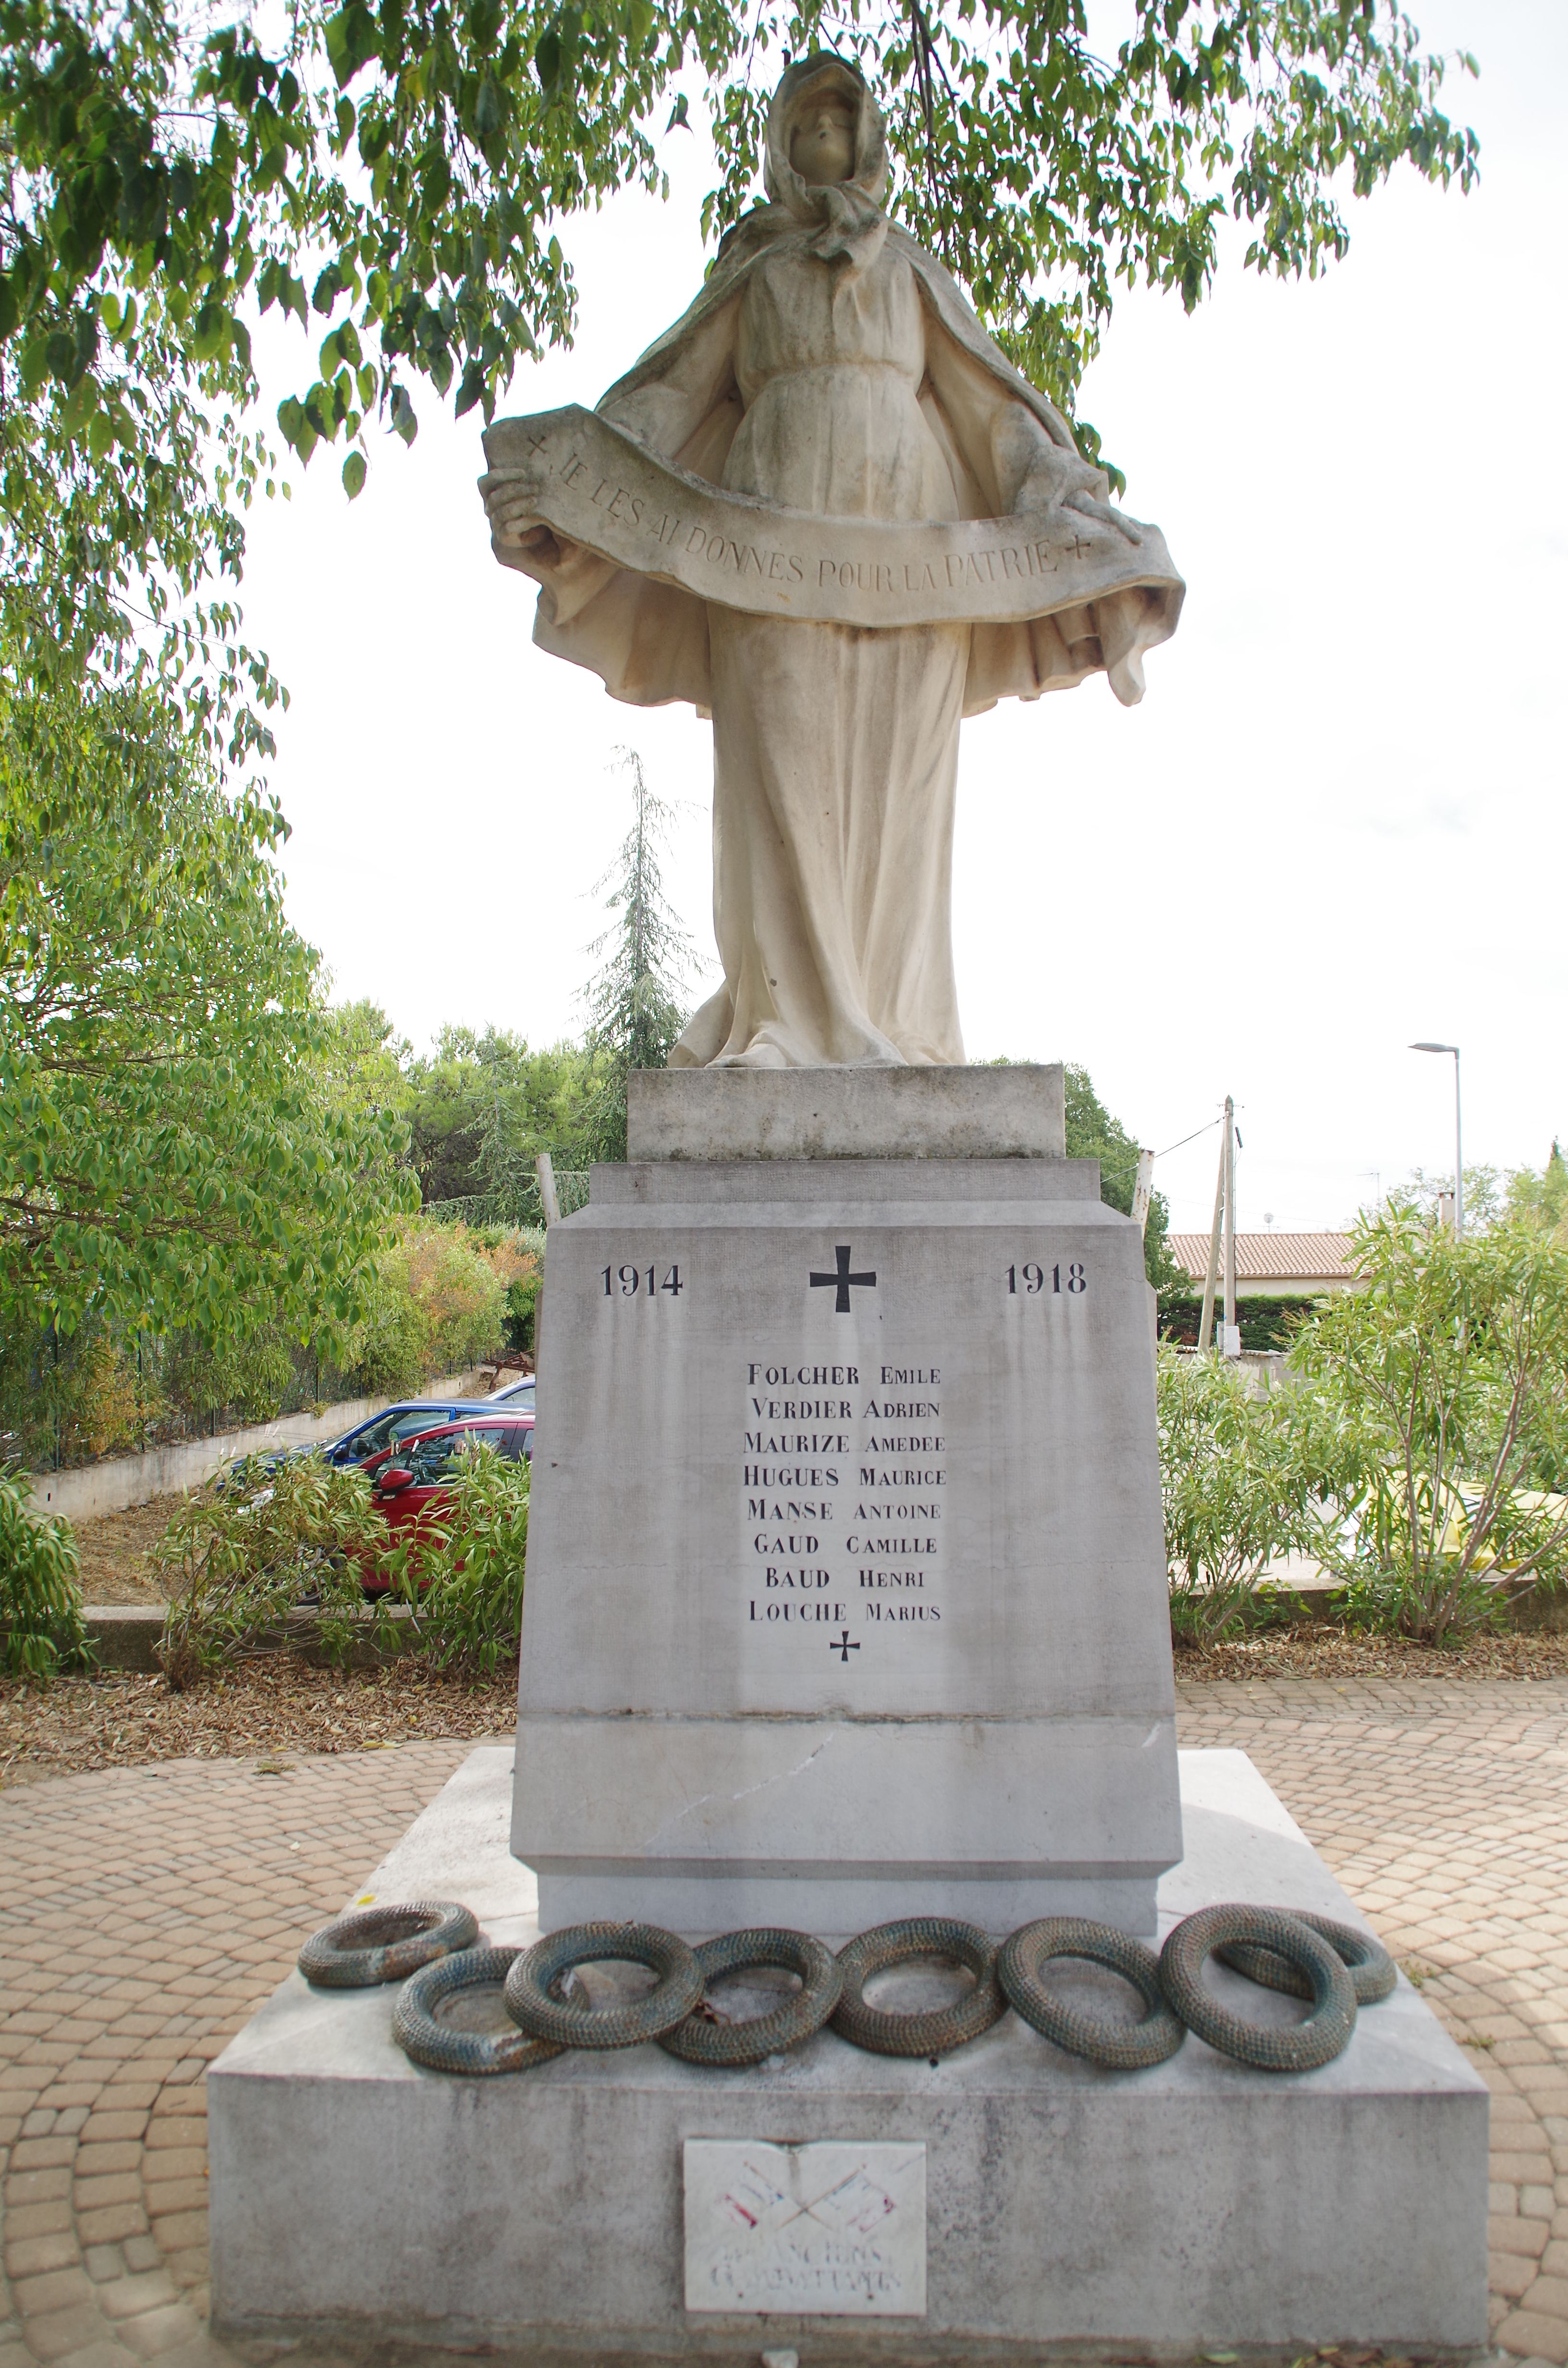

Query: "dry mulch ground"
(1176, 1628), (1568, 1680)
(0, 1655), (515, 1788)
(7, 1629), (1568, 1795)
(69, 1490), (184, 1604)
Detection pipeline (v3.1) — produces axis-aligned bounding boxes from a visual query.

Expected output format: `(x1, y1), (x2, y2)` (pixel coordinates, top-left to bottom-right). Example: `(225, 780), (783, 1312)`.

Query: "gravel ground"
(0, 1656), (515, 1788)
(1176, 1628), (1568, 1679)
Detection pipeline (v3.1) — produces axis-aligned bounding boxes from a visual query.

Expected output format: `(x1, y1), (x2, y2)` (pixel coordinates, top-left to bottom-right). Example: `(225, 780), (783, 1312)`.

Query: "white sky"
(236, 0), (1565, 1234)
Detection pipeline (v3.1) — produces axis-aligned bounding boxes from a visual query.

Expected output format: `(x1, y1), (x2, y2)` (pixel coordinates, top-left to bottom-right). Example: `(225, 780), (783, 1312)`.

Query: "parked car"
(363, 1412), (534, 1591)
(487, 1375), (536, 1411)
(316, 1399), (504, 1470)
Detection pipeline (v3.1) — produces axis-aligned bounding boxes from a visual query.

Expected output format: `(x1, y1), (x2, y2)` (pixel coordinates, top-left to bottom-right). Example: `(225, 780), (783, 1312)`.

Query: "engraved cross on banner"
(810, 1245), (876, 1314)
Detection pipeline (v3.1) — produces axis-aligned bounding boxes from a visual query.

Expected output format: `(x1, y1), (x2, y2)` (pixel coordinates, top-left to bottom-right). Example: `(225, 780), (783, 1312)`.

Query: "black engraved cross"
(810, 1244), (876, 1313)
(830, 1629), (859, 1664)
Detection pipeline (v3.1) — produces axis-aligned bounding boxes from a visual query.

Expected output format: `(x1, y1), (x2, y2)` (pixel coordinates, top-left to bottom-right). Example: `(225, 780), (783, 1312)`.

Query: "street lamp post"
(1410, 1042), (1462, 1237)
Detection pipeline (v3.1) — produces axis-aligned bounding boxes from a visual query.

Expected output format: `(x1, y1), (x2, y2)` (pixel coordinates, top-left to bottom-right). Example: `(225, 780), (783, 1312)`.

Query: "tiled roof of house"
(1166, 1232), (1359, 1286)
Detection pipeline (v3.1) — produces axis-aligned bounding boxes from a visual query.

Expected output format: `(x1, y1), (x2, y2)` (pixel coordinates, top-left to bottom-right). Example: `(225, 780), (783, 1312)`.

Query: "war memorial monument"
(207, 57), (1487, 2353)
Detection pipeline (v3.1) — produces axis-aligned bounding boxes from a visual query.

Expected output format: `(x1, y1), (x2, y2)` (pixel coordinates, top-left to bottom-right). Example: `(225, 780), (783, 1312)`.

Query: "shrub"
(154, 1455), (389, 1689)
(1288, 1207), (1568, 1643)
(0, 1471), (90, 1682)
(389, 1440), (528, 1677)
(1157, 1348), (1311, 1646)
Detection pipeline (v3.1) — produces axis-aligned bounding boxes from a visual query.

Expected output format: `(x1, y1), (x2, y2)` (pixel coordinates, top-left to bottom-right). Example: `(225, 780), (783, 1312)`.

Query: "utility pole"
(1198, 1099), (1238, 1356)
(1199, 1113), (1225, 1354)
(1131, 1148), (1155, 1238)
(1223, 1098), (1238, 1357)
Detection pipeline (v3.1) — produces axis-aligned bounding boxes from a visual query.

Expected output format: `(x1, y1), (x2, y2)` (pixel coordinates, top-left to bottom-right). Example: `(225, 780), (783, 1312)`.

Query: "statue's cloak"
(498, 58), (1182, 717)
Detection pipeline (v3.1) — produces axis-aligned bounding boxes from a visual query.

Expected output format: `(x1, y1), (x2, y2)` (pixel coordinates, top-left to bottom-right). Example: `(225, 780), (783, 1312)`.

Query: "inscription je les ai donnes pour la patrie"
(742, 1362), (944, 1646)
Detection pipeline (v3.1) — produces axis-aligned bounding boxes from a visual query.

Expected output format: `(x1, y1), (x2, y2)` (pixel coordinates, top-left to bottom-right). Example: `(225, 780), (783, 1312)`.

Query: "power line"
(1100, 1113), (1224, 1185)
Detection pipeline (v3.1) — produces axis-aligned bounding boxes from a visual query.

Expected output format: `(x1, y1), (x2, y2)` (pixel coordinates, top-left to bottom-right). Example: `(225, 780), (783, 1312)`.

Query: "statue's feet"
(710, 1040), (793, 1069)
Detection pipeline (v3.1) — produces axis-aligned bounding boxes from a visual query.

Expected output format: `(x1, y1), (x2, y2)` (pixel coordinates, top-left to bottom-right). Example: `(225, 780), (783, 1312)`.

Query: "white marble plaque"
(684, 2139), (926, 2317)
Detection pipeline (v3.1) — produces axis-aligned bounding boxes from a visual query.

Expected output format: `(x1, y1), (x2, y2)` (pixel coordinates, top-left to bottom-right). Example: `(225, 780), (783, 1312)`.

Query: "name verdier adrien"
(742, 1363), (946, 1640)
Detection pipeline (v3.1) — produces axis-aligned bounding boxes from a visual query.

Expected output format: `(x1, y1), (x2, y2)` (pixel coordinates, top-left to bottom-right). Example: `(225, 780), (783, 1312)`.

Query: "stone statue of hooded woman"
(484, 55), (1181, 1069)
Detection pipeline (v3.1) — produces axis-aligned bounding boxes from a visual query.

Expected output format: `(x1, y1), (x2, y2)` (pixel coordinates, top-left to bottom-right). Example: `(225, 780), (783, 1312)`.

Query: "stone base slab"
(208, 1745), (1488, 2354)
(625, 1063), (1066, 1161)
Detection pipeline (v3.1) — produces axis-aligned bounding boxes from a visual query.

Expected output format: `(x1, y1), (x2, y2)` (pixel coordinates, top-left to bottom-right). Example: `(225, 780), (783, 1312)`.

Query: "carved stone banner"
(482, 406), (1182, 631)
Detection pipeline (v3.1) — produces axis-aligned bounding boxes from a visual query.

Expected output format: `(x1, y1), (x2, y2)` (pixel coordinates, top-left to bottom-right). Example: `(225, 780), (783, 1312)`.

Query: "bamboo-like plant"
(154, 1455), (389, 1690)
(1157, 1348), (1309, 1646)
(386, 1440), (529, 1679)
(1289, 1208), (1568, 1643)
(0, 1471), (90, 1682)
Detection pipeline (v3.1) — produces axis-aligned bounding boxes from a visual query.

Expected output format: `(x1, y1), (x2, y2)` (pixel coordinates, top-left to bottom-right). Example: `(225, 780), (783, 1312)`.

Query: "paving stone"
(3, 2202), (74, 2240)
(72, 2177), (143, 2214)
(74, 2205), (149, 2247)
(3, 2229), (80, 2278)
(9, 2138), (77, 2173)
(10, 2263), (96, 2315)
(72, 2147), (142, 2181)
(1496, 2308), (1568, 2364)
(139, 2152), (205, 2186)
(96, 2271), (178, 2321)
(139, 2180), (208, 2216)
(81, 2246), (125, 2283)
(112, 2300), (207, 2358)
(1493, 2248), (1544, 2298)
(15, 2302), (112, 2364)
(140, 2210), (206, 2253)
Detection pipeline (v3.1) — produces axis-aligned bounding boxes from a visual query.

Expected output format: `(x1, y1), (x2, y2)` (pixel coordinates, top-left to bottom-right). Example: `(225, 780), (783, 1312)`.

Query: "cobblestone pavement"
(0, 1679), (1565, 2367)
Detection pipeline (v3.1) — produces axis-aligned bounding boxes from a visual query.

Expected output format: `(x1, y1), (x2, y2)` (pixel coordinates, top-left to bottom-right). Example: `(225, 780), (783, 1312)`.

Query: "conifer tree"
(580, 751), (692, 1160)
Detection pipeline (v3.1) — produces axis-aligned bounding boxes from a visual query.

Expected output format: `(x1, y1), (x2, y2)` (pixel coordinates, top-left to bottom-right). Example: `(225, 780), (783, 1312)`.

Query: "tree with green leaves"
(403, 1023), (607, 1212)
(580, 749), (692, 1158)
(1507, 1143), (1568, 1240)
(0, 675), (416, 1350)
(2, 0), (1479, 712)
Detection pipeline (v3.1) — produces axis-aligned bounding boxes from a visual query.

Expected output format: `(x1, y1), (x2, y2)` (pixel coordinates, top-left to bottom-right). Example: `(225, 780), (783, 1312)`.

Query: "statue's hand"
(480, 472), (579, 563)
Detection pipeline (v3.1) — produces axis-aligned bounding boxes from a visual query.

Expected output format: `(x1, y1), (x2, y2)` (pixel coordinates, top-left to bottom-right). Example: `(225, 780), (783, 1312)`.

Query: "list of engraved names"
(741, 1360), (944, 1648)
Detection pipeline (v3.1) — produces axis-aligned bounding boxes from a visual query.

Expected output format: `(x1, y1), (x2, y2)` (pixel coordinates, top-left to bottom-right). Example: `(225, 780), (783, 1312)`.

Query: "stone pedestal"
(208, 1744), (1490, 2354)
(518, 1071), (1179, 1936)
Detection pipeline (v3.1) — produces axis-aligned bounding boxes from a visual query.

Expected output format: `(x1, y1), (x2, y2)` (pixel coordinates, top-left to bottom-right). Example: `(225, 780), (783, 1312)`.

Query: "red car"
(363, 1412), (533, 1591)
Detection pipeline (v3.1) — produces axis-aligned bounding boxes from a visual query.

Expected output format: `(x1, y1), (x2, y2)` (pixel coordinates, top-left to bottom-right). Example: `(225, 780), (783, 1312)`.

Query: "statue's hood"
(761, 54), (889, 268)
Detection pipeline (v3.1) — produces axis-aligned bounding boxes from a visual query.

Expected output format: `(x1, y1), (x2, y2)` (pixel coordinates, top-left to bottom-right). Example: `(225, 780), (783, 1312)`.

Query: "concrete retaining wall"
(27, 1374), (480, 1523)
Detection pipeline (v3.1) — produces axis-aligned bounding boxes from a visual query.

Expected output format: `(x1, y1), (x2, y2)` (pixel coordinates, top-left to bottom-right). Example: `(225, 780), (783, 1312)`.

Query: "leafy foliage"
(0, 0), (1480, 731)
(0, 1467), (88, 1681)
(153, 1454), (389, 1689)
(386, 1437), (528, 1676)
(1157, 1345), (1308, 1645)
(1161, 1291), (1321, 1350)
(1289, 1207), (1568, 1643)
(0, 681), (416, 1348)
(403, 1022), (607, 1214)
(1506, 1142), (1568, 1241)
(348, 1219), (536, 1393)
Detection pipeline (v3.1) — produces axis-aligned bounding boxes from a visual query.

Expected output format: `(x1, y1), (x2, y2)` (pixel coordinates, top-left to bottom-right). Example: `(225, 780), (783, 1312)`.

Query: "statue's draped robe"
(514, 64), (1179, 1067)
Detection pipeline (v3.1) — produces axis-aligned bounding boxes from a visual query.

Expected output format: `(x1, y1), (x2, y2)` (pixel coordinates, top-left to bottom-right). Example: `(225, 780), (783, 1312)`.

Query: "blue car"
(319, 1397), (513, 1470)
